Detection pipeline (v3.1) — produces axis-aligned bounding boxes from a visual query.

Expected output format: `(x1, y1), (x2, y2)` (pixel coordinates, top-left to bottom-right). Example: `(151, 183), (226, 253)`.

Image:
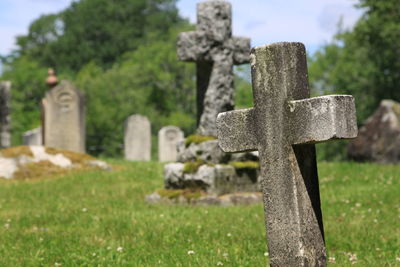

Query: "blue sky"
(0, 0), (362, 57)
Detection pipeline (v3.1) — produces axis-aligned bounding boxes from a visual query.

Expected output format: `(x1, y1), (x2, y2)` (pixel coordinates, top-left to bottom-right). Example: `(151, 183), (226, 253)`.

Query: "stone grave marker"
(43, 80), (85, 153)
(0, 81), (11, 148)
(23, 127), (42, 146)
(216, 42), (358, 266)
(158, 126), (184, 162)
(124, 114), (151, 161)
(177, 0), (250, 136)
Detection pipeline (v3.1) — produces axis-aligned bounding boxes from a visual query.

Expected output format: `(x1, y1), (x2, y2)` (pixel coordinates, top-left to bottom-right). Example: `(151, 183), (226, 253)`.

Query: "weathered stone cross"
(177, 0), (250, 136)
(216, 42), (358, 266)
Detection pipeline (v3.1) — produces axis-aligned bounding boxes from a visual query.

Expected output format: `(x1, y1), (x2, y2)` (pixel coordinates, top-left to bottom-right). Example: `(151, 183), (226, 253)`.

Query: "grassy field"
(0, 160), (398, 266)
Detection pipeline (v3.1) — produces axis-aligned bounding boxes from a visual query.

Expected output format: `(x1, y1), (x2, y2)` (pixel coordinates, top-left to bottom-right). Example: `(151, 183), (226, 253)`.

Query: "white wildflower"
(117, 247), (123, 252)
(187, 250), (195, 255)
(328, 257), (336, 263)
(217, 261), (223, 266)
(264, 252), (269, 257)
(82, 208), (87, 212)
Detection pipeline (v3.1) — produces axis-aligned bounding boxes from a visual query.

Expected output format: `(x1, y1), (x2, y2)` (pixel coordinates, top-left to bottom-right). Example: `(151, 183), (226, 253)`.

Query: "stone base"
(164, 138), (260, 195)
(145, 190), (262, 206)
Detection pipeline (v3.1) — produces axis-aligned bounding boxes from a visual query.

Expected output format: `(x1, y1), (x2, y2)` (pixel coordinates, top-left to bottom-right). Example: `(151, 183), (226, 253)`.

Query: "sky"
(0, 0), (362, 57)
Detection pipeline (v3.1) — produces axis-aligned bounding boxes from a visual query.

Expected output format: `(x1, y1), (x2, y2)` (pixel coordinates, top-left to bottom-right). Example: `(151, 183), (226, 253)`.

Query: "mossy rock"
(156, 189), (204, 200)
(184, 135), (216, 147)
(0, 146), (110, 180)
(182, 160), (204, 174)
(229, 161), (260, 170)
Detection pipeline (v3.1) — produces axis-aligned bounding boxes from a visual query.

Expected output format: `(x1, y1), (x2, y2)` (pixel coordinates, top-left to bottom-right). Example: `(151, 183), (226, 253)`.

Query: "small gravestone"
(0, 81), (11, 148)
(177, 0), (250, 136)
(158, 126), (184, 162)
(23, 127), (42, 146)
(217, 42), (358, 266)
(348, 99), (400, 163)
(43, 80), (85, 153)
(124, 114), (151, 161)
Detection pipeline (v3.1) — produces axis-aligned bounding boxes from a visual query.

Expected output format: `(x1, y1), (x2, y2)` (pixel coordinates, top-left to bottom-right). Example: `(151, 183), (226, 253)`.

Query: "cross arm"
(288, 95), (358, 145)
(177, 32), (201, 62)
(216, 108), (258, 152)
(232, 37), (251, 64)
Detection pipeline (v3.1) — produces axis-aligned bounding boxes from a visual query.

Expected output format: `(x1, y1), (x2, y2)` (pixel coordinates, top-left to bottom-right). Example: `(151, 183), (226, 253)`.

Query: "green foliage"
(229, 161), (259, 170)
(16, 0), (183, 72)
(309, 0), (400, 123)
(1, 57), (48, 145)
(157, 188), (203, 200)
(75, 27), (195, 156)
(184, 135), (216, 147)
(234, 65), (253, 109)
(0, 161), (398, 265)
(309, 0), (400, 160)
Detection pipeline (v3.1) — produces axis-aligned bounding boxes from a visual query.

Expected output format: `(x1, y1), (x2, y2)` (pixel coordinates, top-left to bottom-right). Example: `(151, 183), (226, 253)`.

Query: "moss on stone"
(184, 135), (216, 147)
(182, 160), (205, 174)
(12, 161), (68, 180)
(0, 146), (33, 158)
(229, 161), (260, 170)
(45, 147), (96, 164)
(157, 189), (204, 200)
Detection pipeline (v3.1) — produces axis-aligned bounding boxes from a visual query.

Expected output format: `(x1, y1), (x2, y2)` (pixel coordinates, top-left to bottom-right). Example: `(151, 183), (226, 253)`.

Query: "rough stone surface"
(124, 114), (151, 161)
(23, 127), (42, 146)
(348, 99), (400, 163)
(164, 162), (259, 195)
(0, 81), (11, 148)
(145, 191), (262, 206)
(216, 42), (358, 266)
(158, 126), (184, 162)
(176, 140), (229, 164)
(43, 81), (85, 153)
(177, 0), (250, 136)
(0, 145), (111, 179)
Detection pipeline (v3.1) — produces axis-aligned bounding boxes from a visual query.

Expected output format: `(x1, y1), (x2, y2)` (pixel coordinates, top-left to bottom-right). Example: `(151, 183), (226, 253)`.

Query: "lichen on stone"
(184, 135), (216, 147)
(0, 146), (33, 158)
(229, 161), (260, 169)
(182, 160), (205, 174)
(156, 188), (204, 200)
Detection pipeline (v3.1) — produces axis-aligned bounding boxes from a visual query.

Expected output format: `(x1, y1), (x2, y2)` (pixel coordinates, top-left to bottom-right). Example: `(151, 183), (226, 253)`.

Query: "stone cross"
(216, 42), (358, 266)
(43, 81), (85, 153)
(0, 81), (11, 148)
(124, 114), (151, 161)
(177, 0), (250, 136)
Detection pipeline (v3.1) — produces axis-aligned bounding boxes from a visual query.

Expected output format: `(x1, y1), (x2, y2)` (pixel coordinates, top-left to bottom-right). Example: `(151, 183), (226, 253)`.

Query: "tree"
(15, 0), (183, 73)
(309, 0), (400, 123)
(309, 0), (400, 160)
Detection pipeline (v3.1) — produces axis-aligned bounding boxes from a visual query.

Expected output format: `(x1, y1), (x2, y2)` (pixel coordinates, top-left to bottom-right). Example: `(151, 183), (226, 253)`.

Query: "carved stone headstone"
(124, 114), (151, 161)
(23, 127), (42, 146)
(43, 81), (85, 153)
(348, 99), (400, 163)
(0, 81), (11, 148)
(158, 126), (184, 162)
(177, 0), (250, 136)
(217, 42), (358, 266)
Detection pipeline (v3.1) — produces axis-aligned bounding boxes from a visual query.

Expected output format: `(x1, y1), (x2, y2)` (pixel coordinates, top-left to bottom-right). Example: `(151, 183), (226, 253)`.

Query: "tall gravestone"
(124, 114), (151, 161)
(23, 127), (42, 146)
(0, 81), (11, 148)
(43, 81), (85, 153)
(177, 0), (250, 136)
(158, 126), (184, 162)
(217, 42), (358, 266)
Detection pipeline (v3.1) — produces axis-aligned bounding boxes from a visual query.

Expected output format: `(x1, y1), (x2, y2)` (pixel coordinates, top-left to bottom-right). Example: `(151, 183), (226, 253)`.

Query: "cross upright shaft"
(217, 42), (358, 266)
(177, 0), (250, 136)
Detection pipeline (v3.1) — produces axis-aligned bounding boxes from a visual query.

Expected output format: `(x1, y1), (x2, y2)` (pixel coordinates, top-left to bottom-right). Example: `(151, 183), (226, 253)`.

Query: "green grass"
(0, 160), (398, 266)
